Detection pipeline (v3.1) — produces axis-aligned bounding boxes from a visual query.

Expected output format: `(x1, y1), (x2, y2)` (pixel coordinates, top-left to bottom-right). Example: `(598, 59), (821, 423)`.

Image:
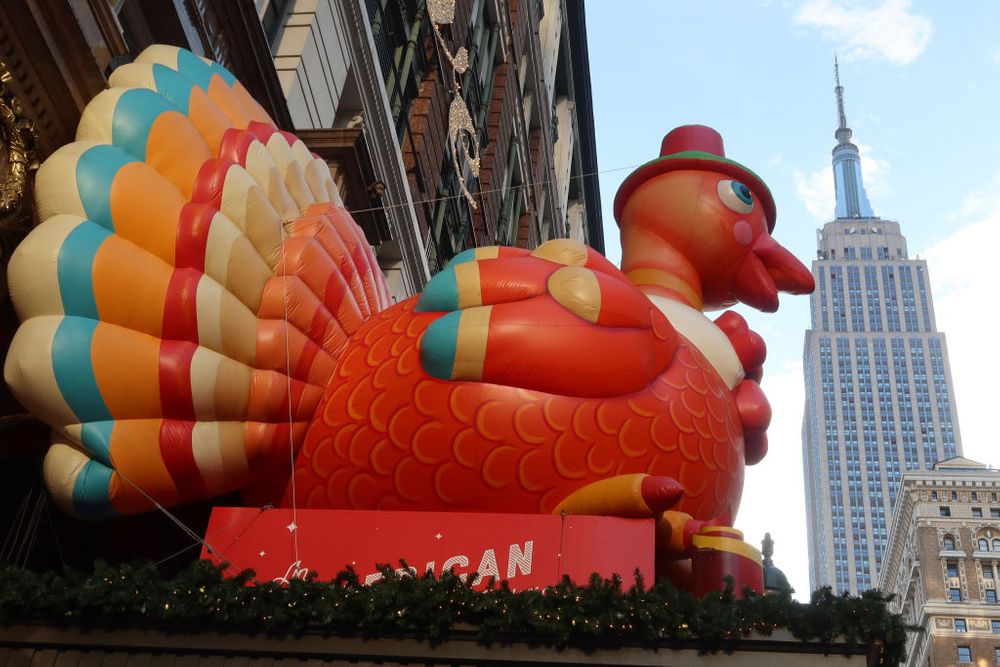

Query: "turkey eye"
(717, 179), (754, 214)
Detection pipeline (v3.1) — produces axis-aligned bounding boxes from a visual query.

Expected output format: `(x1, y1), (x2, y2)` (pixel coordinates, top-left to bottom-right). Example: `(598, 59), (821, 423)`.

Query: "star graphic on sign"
(435, 533), (443, 540)
(287, 522), (298, 532)
(258, 550), (266, 557)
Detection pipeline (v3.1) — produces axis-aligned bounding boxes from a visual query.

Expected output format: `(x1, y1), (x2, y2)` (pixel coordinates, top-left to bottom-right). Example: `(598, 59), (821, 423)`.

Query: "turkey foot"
(553, 473), (684, 517)
(655, 510), (763, 596)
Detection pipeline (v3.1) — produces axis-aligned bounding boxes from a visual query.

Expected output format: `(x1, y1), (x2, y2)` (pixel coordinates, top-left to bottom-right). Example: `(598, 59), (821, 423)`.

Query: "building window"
(260, 0), (292, 47)
(985, 565), (995, 579)
(496, 139), (525, 246)
(959, 646), (972, 663)
(974, 492), (980, 501)
(367, 0), (432, 141)
(941, 506), (952, 517)
(991, 508), (1000, 519)
(995, 647), (1000, 664)
(931, 490), (938, 500)
(947, 562), (960, 577)
(982, 538), (991, 552)
(956, 618), (968, 632)
(975, 507), (984, 517)
(994, 539), (1000, 552)
(951, 588), (963, 602)
(944, 536), (957, 551)
(953, 491), (959, 501)
(988, 590), (998, 604)
(992, 619), (1000, 634)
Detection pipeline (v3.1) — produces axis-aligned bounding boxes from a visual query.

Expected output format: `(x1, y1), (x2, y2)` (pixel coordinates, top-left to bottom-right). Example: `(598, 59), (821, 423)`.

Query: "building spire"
(834, 55), (850, 141)
(830, 58), (875, 219)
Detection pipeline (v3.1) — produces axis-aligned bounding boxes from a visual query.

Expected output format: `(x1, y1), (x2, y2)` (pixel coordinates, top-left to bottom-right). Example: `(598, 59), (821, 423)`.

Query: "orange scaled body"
(290, 297), (744, 521)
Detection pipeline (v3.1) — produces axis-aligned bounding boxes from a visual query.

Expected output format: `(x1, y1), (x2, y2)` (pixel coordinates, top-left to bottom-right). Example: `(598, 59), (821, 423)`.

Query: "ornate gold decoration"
(0, 61), (40, 216)
(429, 0), (481, 209)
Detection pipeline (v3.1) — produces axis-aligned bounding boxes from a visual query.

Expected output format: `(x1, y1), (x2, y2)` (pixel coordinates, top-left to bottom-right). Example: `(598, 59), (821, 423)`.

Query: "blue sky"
(586, 0), (1000, 596)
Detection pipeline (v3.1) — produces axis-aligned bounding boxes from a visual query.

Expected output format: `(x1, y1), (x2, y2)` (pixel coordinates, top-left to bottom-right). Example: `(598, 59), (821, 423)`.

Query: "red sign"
(201, 507), (653, 591)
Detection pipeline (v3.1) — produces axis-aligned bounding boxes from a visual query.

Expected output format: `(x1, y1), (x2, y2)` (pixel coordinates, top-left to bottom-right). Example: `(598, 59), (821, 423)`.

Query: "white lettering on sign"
(272, 560), (311, 585)
(508, 540), (533, 577)
(472, 548), (500, 584)
(441, 554), (470, 582)
(358, 541), (535, 586)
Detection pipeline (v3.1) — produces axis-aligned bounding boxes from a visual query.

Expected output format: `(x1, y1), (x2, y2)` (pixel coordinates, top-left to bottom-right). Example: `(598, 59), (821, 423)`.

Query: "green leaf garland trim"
(0, 560), (913, 664)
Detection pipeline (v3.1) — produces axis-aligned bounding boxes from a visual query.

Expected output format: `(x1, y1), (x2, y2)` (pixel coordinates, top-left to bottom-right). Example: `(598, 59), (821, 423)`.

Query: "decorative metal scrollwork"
(0, 61), (39, 217)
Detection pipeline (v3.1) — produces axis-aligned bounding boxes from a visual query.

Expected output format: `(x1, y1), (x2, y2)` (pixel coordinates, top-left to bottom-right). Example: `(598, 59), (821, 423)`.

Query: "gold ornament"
(451, 47), (469, 74)
(429, 0), (480, 209)
(448, 96), (481, 208)
(0, 61), (39, 215)
(427, 0), (455, 25)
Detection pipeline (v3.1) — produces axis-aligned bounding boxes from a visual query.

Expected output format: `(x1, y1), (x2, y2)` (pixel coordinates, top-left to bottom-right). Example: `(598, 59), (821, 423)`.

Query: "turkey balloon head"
(615, 125), (814, 312)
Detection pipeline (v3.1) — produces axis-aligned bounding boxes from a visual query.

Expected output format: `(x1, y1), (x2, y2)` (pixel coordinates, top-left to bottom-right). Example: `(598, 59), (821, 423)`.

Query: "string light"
(281, 219), (301, 565)
(345, 161), (642, 217)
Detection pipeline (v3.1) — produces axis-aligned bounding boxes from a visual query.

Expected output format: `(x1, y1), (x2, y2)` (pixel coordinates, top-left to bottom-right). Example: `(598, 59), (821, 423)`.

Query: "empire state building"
(802, 62), (962, 594)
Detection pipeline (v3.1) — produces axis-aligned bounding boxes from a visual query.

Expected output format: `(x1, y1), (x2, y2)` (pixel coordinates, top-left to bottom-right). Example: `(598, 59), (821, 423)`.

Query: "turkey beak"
(732, 234), (815, 313)
(755, 234), (815, 295)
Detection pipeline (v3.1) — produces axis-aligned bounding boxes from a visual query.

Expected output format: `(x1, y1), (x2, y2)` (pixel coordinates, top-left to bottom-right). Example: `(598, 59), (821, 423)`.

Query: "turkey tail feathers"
(5, 46), (389, 518)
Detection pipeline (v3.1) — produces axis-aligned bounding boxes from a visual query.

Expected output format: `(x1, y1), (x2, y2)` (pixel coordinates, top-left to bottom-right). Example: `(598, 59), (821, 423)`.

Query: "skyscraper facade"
(802, 63), (963, 594)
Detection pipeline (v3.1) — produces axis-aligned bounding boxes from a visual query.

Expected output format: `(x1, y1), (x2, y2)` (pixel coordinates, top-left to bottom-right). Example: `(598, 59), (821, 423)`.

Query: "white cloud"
(794, 165), (834, 222)
(920, 179), (1000, 468)
(794, 0), (933, 65)
(793, 142), (890, 222)
(856, 142), (890, 198)
(945, 172), (1000, 222)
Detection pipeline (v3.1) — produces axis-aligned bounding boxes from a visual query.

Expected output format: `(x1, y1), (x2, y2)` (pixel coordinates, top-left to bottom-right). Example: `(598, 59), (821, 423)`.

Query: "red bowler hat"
(613, 125), (776, 232)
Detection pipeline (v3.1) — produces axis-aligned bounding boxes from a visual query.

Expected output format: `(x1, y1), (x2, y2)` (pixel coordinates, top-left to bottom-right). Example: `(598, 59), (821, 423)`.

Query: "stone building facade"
(265, 0), (604, 288)
(879, 458), (1000, 666)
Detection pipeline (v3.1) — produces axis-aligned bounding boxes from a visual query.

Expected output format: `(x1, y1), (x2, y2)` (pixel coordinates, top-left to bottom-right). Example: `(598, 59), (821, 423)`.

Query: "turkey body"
(290, 297), (745, 522)
(4, 46), (801, 531)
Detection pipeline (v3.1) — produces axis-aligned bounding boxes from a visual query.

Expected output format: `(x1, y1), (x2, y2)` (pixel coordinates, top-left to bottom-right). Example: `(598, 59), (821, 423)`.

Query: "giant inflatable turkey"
(4, 47), (812, 582)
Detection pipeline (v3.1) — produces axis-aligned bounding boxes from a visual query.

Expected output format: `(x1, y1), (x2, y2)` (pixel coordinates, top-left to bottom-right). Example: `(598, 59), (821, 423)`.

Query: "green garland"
(0, 560), (911, 664)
